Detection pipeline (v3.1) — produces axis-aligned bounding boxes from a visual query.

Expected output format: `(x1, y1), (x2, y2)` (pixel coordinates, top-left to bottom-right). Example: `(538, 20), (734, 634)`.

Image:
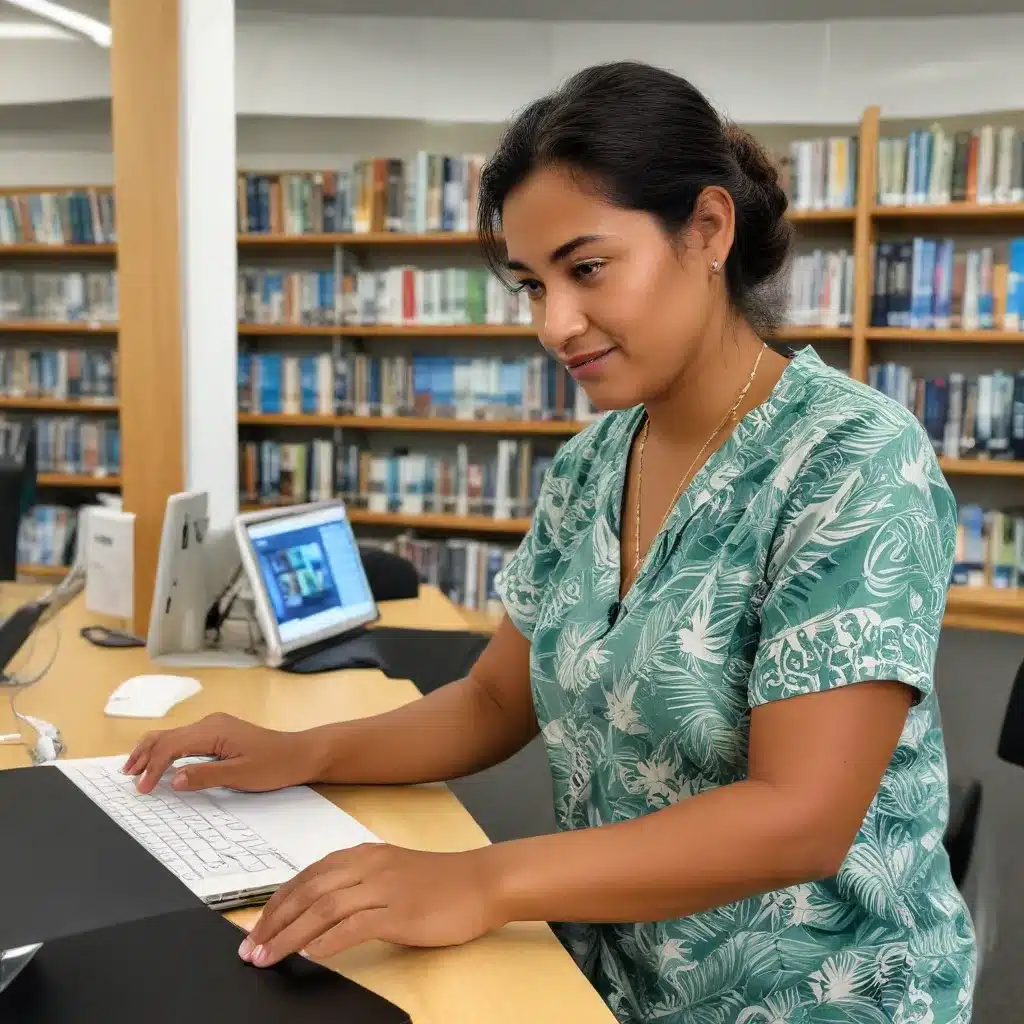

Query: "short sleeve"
(493, 448), (575, 641)
(748, 424), (957, 709)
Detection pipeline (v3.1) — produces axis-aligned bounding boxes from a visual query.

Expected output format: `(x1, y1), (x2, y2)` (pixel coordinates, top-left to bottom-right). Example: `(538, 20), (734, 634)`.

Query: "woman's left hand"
(238, 843), (507, 968)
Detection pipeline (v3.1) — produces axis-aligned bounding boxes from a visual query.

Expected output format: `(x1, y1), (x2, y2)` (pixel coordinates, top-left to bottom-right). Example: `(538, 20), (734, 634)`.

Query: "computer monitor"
(235, 501), (378, 668)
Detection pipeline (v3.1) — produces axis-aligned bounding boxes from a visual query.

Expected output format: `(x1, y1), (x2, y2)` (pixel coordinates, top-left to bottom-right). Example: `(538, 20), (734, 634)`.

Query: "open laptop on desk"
(53, 755), (379, 910)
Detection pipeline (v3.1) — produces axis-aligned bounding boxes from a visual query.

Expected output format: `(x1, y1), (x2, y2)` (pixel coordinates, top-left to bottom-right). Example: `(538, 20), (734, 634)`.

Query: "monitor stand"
(0, 944), (41, 994)
(279, 629), (391, 675)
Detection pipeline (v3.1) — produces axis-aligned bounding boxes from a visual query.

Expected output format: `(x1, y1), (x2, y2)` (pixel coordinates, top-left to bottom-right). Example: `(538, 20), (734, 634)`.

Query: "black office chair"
(0, 423), (36, 581)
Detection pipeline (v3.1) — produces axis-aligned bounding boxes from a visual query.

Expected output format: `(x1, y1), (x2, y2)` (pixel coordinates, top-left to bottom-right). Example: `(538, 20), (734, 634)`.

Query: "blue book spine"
(906, 132), (919, 204)
(442, 357), (455, 413)
(237, 352), (251, 411)
(1008, 239), (1024, 330)
(300, 356), (317, 414)
(910, 238), (928, 328)
(933, 239), (955, 328)
(919, 130), (933, 204)
(264, 354), (282, 414)
(413, 356), (430, 414)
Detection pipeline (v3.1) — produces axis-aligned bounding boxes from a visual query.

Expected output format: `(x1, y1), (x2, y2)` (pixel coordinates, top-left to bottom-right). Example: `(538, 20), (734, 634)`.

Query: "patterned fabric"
(495, 347), (976, 1024)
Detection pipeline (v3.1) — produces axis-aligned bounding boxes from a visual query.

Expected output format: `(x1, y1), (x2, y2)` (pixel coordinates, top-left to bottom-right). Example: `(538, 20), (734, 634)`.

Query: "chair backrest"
(997, 651), (1024, 768)
(357, 546), (419, 602)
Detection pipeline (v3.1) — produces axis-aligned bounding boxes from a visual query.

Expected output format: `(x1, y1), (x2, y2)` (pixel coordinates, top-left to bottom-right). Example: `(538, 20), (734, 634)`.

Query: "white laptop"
(53, 755), (380, 910)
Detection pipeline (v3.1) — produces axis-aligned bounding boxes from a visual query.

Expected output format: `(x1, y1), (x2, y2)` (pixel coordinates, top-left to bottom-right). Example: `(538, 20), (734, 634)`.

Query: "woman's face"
(501, 163), (727, 411)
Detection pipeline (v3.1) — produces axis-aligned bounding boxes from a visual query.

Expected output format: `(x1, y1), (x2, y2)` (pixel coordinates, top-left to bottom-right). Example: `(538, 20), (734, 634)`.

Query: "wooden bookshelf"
(37, 473), (121, 488)
(0, 321), (118, 335)
(0, 243), (117, 257)
(0, 396), (118, 413)
(787, 208), (856, 224)
(238, 323), (534, 338)
(873, 202), (1024, 220)
(944, 587), (1024, 635)
(239, 412), (582, 435)
(16, 563), (69, 579)
(238, 231), (483, 247)
(866, 328), (1024, 344)
(938, 459), (1024, 477)
(233, 107), (1024, 635)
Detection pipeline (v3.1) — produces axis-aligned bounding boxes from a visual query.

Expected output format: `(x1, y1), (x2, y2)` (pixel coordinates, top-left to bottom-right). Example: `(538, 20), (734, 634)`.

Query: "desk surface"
(0, 585), (613, 1024)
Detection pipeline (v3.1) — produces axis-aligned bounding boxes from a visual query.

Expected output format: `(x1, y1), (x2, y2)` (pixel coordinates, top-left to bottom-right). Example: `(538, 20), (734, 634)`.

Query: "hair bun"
(722, 122), (792, 295)
(724, 123), (787, 217)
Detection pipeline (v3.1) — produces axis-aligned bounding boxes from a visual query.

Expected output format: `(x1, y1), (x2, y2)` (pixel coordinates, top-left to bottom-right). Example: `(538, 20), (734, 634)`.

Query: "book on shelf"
(0, 189), (116, 245)
(237, 265), (532, 328)
(238, 351), (334, 416)
(785, 248), (855, 327)
(868, 239), (1016, 329)
(0, 269), (119, 323)
(953, 504), (1024, 590)
(238, 350), (600, 423)
(0, 347), (117, 403)
(878, 124), (1024, 206)
(238, 155), (487, 236)
(870, 364), (1024, 461)
(17, 504), (78, 568)
(777, 137), (858, 211)
(0, 415), (120, 477)
(364, 533), (514, 617)
(239, 437), (555, 522)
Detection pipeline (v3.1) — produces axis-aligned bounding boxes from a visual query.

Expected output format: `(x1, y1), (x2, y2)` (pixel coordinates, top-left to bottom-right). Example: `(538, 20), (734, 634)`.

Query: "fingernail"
(238, 938), (254, 960)
(251, 945), (267, 966)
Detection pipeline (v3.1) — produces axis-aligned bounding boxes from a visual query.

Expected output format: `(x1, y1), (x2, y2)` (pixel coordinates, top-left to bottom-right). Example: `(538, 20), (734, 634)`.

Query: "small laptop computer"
(235, 501), (379, 669)
(53, 755), (380, 910)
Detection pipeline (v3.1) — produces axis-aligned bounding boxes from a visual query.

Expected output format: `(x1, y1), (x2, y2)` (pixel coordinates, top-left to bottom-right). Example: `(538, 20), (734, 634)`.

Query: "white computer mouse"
(104, 674), (202, 719)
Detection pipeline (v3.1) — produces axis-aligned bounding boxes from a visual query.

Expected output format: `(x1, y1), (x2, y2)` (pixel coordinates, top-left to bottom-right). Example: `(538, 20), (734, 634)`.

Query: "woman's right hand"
(122, 713), (322, 795)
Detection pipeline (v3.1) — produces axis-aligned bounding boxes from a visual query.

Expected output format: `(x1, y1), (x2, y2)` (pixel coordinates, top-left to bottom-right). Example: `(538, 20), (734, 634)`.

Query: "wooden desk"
(0, 585), (613, 1024)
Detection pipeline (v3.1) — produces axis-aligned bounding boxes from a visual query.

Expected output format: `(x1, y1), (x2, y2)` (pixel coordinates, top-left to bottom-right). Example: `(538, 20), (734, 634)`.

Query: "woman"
(126, 62), (975, 1023)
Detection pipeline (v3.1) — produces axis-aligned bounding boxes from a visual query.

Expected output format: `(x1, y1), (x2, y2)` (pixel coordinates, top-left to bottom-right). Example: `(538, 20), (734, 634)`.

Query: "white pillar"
(179, 0), (238, 537)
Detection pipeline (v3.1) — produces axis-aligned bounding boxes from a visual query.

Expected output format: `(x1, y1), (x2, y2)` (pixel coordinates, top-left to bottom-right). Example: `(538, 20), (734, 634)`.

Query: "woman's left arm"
(239, 678), (911, 968)
(489, 677), (912, 924)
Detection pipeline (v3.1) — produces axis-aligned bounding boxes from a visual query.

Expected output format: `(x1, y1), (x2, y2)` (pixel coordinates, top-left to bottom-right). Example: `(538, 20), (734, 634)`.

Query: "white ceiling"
(4, 0), (1024, 23)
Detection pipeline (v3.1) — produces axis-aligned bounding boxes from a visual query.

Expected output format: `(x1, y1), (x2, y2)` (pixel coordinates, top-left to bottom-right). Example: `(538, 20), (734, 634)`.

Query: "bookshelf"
(0, 185), (121, 574)
(235, 107), (1024, 634)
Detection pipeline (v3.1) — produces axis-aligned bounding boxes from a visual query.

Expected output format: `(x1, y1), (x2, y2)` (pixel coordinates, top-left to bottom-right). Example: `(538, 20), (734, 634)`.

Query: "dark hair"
(478, 61), (792, 335)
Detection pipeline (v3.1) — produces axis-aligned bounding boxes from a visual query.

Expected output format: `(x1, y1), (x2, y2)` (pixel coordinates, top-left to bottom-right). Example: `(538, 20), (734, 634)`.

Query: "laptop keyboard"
(65, 763), (299, 884)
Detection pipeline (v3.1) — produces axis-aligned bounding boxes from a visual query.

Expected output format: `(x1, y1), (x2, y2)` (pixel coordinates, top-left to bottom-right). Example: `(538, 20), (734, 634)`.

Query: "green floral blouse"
(495, 347), (976, 1024)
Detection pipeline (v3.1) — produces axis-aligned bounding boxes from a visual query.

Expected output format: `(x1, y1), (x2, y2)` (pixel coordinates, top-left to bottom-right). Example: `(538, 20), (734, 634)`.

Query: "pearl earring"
(710, 259), (720, 273)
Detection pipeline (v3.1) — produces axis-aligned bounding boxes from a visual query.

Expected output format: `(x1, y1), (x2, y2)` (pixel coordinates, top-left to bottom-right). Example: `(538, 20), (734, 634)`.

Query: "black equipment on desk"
(0, 907), (411, 1024)
(280, 626), (489, 695)
(0, 423), (36, 581)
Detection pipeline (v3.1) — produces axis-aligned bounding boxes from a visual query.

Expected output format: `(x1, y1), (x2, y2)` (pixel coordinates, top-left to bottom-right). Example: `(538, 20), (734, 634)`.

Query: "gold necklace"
(631, 341), (767, 580)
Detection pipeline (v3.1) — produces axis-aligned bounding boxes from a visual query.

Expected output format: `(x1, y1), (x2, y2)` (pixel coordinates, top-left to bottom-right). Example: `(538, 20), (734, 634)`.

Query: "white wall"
(6, 13), (1024, 125)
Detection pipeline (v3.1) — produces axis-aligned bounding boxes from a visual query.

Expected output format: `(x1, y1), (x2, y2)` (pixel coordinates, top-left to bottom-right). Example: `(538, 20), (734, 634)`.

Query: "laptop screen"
(245, 504), (376, 650)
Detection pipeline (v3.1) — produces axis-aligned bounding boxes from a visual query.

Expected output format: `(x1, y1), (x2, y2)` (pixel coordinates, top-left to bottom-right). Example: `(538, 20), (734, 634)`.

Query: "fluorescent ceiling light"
(2, 0), (111, 47)
(0, 20), (75, 39)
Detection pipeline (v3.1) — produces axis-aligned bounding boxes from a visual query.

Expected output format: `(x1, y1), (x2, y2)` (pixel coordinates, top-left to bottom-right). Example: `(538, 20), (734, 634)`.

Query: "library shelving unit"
(235, 108), (1024, 635)
(0, 184), (121, 578)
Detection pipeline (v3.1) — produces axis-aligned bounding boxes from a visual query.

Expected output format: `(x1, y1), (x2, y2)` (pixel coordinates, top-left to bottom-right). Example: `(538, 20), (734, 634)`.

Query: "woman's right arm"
(125, 616), (537, 794)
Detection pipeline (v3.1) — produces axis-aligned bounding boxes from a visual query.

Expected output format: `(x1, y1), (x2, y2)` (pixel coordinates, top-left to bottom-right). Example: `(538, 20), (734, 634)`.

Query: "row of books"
(17, 505), (77, 569)
(0, 348), (117, 404)
(877, 126), (1024, 207)
(785, 249), (855, 327)
(0, 416), (121, 477)
(240, 437), (554, 520)
(778, 137), (859, 211)
(237, 267), (532, 328)
(365, 534), (513, 616)
(870, 364), (1024, 460)
(0, 190), (116, 246)
(0, 270), (119, 324)
(238, 156), (487, 236)
(870, 240), (1012, 330)
(238, 350), (599, 422)
(954, 505), (1024, 589)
